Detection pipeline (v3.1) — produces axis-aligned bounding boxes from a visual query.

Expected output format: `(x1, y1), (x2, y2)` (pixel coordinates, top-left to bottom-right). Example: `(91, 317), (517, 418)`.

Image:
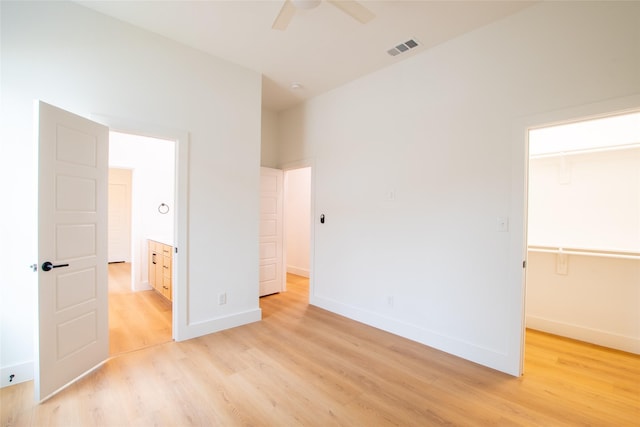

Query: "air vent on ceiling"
(387, 38), (420, 57)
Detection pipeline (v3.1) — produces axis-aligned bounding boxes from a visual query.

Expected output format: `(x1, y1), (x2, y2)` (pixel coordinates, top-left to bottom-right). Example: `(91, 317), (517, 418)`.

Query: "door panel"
(259, 167), (283, 296)
(56, 268), (97, 310)
(36, 101), (109, 402)
(56, 224), (96, 258)
(55, 124), (98, 166)
(56, 176), (96, 210)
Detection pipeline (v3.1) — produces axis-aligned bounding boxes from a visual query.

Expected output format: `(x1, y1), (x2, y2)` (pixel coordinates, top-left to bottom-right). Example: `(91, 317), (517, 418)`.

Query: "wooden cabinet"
(148, 240), (172, 301)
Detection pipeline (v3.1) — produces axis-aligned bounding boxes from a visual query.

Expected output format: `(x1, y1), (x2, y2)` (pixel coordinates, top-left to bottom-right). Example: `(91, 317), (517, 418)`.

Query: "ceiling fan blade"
(327, 0), (375, 24)
(272, 0), (297, 30)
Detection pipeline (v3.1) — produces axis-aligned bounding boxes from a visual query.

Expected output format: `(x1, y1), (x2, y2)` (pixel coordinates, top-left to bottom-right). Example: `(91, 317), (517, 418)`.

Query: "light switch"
(497, 216), (509, 232)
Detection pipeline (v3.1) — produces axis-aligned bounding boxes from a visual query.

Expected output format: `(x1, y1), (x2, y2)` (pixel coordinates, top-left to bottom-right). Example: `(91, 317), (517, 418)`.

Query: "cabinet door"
(162, 245), (172, 300)
(162, 276), (172, 300)
(154, 251), (163, 292)
(148, 241), (156, 288)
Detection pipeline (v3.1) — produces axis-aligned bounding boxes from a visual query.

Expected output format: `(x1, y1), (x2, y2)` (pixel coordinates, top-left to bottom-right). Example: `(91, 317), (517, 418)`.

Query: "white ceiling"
(77, 0), (535, 111)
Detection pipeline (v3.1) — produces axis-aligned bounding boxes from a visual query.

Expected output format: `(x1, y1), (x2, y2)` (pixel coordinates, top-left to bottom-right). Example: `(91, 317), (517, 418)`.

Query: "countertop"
(147, 236), (174, 246)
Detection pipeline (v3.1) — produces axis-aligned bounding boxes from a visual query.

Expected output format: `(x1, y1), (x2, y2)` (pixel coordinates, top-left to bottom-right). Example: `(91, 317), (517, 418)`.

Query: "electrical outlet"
(218, 292), (227, 305)
(9, 374), (15, 383)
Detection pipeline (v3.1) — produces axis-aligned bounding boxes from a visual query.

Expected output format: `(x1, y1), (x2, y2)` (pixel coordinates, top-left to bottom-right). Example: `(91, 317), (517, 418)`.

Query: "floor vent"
(387, 38), (420, 57)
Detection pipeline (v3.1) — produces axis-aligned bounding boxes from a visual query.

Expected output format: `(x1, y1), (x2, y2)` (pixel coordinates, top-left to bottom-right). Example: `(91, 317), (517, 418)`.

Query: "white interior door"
(36, 101), (109, 402)
(108, 168), (132, 263)
(259, 167), (284, 296)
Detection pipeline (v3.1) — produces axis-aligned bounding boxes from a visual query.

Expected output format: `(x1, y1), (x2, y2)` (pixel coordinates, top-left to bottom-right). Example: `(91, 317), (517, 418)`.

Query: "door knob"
(41, 261), (70, 272)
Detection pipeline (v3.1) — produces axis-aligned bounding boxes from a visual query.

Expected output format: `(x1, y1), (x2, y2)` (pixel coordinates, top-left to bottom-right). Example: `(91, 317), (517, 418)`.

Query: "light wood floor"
(2, 273), (639, 426)
(108, 262), (172, 355)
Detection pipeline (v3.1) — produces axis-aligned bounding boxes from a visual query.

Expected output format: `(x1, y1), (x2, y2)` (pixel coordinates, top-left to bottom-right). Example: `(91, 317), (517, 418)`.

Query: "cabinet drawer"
(162, 258), (172, 276)
(162, 278), (172, 300)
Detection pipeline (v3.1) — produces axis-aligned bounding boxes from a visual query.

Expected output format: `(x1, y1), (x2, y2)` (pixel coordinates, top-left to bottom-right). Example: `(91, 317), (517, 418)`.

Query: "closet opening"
(525, 111), (640, 355)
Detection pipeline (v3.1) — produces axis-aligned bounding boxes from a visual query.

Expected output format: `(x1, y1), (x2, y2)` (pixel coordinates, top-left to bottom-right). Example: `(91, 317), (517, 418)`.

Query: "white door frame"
(282, 160), (315, 302)
(92, 114), (189, 341)
(512, 94), (640, 376)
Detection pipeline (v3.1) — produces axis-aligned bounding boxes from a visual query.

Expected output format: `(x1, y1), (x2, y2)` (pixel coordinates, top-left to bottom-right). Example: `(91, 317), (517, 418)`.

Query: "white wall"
(0, 1), (261, 386)
(109, 132), (176, 290)
(526, 147), (640, 353)
(278, 1), (640, 374)
(285, 168), (311, 277)
(261, 108), (279, 168)
(527, 252), (639, 353)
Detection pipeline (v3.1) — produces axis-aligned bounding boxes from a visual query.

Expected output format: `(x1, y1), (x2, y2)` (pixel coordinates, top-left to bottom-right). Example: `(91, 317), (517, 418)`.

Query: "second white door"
(108, 168), (132, 263)
(259, 167), (284, 296)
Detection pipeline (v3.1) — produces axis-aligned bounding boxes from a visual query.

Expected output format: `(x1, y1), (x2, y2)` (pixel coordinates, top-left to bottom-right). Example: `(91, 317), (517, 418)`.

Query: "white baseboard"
(526, 315), (640, 354)
(0, 310), (263, 388)
(136, 280), (153, 291)
(1, 360), (33, 388)
(310, 294), (519, 376)
(175, 308), (262, 342)
(287, 266), (309, 278)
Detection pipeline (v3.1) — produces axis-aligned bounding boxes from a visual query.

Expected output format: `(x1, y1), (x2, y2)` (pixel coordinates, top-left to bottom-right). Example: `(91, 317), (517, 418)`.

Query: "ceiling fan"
(272, 0), (375, 31)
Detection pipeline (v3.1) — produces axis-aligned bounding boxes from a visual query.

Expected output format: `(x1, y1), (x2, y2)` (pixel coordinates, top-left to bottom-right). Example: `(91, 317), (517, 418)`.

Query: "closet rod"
(528, 246), (640, 261)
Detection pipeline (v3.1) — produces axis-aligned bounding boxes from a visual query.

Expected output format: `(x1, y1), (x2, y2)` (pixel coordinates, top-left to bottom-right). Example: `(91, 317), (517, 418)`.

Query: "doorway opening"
(108, 131), (176, 355)
(258, 164), (313, 299)
(284, 166), (312, 302)
(524, 111), (640, 358)
(259, 164), (313, 311)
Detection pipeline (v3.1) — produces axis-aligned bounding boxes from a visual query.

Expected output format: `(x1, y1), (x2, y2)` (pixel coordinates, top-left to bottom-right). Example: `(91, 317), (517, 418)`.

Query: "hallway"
(108, 263), (172, 355)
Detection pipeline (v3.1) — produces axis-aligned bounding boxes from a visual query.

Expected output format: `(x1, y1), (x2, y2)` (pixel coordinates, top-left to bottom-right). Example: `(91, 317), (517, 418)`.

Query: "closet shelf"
(528, 245), (640, 260)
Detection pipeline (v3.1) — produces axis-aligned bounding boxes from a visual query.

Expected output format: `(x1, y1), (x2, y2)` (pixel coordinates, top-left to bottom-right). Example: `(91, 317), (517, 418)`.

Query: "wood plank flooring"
(108, 262), (172, 355)
(2, 273), (639, 426)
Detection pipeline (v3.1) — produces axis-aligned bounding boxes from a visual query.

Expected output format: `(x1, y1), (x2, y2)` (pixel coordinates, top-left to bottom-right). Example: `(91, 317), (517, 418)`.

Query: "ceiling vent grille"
(387, 39), (420, 57)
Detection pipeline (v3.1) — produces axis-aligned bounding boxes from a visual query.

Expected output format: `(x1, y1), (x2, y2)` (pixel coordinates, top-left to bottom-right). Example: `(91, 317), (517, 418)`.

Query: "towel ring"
(158, 203), (169, 214)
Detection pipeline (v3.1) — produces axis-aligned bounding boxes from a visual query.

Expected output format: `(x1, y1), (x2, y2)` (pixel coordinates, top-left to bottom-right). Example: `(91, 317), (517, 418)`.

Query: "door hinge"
(522, 260), (527, 268)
